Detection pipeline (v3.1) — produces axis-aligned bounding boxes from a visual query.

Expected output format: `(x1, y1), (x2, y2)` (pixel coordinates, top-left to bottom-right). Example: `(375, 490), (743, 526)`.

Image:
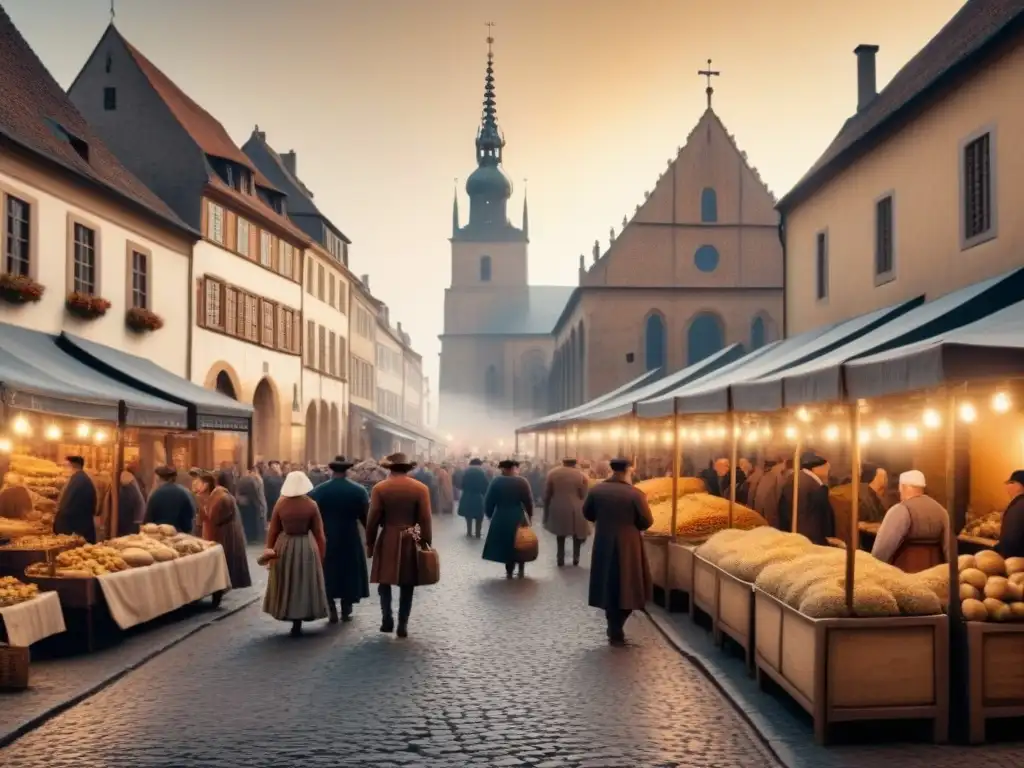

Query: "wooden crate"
(666, 542), (695, 612)
(716, 565), (756, 674)
(643, 535), (669, 593)
(753, 588), (948, 745)
(967, 621), (1024, 744)
(691, 553), (717, 627)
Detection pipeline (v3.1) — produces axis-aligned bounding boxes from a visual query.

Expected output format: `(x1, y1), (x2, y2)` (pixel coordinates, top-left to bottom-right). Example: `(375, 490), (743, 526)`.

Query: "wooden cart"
(967, 621), (1024, 744)
(753, 588), (949, 745)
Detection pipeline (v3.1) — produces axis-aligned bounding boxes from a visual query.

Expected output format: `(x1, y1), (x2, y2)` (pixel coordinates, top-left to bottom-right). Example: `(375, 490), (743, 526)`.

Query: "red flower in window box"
(0, 273), (45, 304)
(125, 306), (164, 333)
(65, 292), (111, 320)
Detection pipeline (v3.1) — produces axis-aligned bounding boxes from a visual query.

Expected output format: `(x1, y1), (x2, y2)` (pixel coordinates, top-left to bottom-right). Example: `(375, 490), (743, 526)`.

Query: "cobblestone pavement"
(3, 515), (778, 768)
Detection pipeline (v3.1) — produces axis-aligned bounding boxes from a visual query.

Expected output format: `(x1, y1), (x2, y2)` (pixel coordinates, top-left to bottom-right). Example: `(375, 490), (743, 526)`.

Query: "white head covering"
(899, 470), (926, 488)
(280, 470), (314, 498)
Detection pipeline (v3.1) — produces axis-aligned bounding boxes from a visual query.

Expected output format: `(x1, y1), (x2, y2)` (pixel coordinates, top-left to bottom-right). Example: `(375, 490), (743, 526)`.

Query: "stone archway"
(304, 401), (318, 463)
(215, 371), (236, 399)
(252, 378), (280, 461)
(317, 399), (330, 462)
(330, 403), (340, 457)
(203, 361), (242, 400)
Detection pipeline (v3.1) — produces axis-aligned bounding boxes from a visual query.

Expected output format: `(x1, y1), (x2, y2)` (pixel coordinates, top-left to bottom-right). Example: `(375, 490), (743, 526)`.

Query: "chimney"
(360, 274), (370, 291)
(397, 321), (403, 334)
(282, 150), (297, 177)
(854, 44), (879, 112)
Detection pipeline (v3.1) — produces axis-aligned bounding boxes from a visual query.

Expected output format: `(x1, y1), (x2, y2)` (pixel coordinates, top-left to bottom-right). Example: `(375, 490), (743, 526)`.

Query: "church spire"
(475, 23), (504, 167)
(452, 179), (460, 236)
(522, 181), (529, 239)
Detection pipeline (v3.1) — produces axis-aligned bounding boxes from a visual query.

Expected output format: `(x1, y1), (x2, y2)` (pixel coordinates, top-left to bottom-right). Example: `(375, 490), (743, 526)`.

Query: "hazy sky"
(5, 0), (965, 404)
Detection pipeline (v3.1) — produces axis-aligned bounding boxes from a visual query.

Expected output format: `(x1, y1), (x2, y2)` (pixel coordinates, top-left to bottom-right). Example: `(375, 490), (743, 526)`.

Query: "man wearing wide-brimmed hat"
(481, 458), (535, 578)
(543, 457), (591, 567)
(309, 456), (370, 623)
(778, 450), (834, 545)
(583, 457), (653, 645)
(366, 453), (433, 637)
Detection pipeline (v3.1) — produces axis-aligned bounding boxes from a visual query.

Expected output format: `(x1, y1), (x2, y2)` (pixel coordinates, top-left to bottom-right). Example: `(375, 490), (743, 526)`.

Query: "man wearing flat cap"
(872, 470), (949, 571)
(543, 457), (590, 567)
(582, 458), (653, 645)
(54, 455), (97, 543)
(778, 450), (834, 546)
(309, 456), (370, 623)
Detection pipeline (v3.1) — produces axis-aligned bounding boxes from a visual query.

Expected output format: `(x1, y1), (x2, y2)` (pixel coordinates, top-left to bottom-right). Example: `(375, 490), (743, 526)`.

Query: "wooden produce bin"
(967, 621), (1024, 744)
(643, 535), (669, 606)
(666, 541), (695, 612)
(716, 565), (756, 674)
(753, 588), (948, 745)
(691, 554), (717, 627)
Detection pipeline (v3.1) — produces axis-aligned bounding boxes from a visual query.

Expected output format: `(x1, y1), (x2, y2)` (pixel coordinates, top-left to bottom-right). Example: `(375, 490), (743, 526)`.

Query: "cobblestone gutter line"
(0, 592), (260, 750)
(645, 607), (796, 768)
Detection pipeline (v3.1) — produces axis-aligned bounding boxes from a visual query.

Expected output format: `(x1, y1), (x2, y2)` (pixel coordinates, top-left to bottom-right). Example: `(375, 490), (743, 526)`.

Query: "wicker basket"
(0, 643), (29, 691)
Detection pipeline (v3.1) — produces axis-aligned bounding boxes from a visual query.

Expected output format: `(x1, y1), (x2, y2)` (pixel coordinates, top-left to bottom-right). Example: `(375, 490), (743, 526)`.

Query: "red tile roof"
(116, 29), (278, 194)
(779, 0), (1024, 210)
(0, 9), (191, 234)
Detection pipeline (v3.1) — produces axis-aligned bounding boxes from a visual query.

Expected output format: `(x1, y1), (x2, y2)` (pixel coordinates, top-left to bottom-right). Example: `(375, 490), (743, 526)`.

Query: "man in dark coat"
(996, 470), (1024, 558)
(699, 456), (747, 500)
(54, 456), (97, 543)
(263, 461), (284, 520)
(145, 465), (197, 534)
(458, 458), (490, 538)
(411, 464), (440, 519)
(309, 456), (371, 623)
(583, 457), (653, 645)
(778, 451), (834, 545)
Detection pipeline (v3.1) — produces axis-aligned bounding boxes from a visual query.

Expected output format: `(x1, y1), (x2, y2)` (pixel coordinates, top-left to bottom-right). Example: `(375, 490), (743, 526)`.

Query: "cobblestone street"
(1, 515), (778, 768)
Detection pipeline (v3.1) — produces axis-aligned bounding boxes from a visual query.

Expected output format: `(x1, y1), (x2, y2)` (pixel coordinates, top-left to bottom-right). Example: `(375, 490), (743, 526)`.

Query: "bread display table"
(0, 591), (65, 647)
(966, 621), (1024, 744)
(753, 588), (948, 745)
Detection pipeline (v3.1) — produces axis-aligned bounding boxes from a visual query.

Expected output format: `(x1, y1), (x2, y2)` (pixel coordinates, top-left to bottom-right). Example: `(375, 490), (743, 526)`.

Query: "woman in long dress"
(263, 470), (329, 636)
(200, 472), (252, 593)
(482, 459), (535, 578)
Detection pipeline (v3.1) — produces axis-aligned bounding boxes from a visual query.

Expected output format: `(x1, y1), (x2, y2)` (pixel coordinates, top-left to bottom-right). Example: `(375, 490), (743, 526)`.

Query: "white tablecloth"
(0, 591), (66, 647)
(97, 545), (231, 630)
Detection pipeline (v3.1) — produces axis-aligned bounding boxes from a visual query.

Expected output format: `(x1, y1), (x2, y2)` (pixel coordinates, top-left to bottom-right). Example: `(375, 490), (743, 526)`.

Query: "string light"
(824, 424), (839, 442)
(858, 429), (871, 445)
(661, 430), (673, 445)
(12, 417), (29, 435)
(646, 433), (656, 444)
(45, 425), (61, 441)
(630, 427), (640, 441)
(678, 428), (688, 439)
(704, 426), (716, 439)
(903, 425), (920, 441)
(784, 425), (797, 440)
(76, 423), (91, 439)
(876, 420), (893, 439)
(922, 409), (941, 429)
(745, 429), (759, 443)
(0, 438), (10, 453)
(691, 432), (702, 444)
(959, 402), (977, 423)
(716, 426), (728, 439)
(992, 392), (1011, 414)
(796, 407), (811, 423)
(733, 426), (742, 438)
(609, 427), (622, 440)
(761, 426), (772, 439)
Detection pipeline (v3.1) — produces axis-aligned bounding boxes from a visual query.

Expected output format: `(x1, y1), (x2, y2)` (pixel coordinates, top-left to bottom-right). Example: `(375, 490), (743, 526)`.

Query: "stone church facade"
(550, 107), (784, 410)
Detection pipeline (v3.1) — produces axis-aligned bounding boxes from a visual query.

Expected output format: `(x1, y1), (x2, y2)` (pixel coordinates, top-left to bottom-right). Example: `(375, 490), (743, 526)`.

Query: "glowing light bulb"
(876, 421), (893, 439)
(678, 428), (688, 439)
(922, 409), (941, 429)
(796, 407), (811, 423)
(746, 429), (759, 443)
(784, 425), (797, 440)
(45, 425), (61, 441)
(992, 392), (1011, 414)
(661, 430), (673, 444)
(0, 439), (10, 453)
(733, 426), (742, 438)
(716, 426), (728, 439)
(858, 429), (871, 445)
(903, 425), (920, 441)
(76, 423), (91, 439)
(824, 424), (839, 442)
(959, 402), (977, 423)
(609, 427), (622, 439)
(630, 427), (640, 440)
(704, 426), (715, 439)
(761, 427), (772, 439)
(13, 417), (29, 435)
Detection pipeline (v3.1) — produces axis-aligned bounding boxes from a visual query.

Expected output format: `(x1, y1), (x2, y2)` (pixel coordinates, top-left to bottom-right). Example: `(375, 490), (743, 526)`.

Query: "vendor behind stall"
(145, 465), (196, 534)
(54, 455), (96, 543)
(995, 470), (1024, 558)
(871, 470), (949, 572)
(778, 451), (833, 545)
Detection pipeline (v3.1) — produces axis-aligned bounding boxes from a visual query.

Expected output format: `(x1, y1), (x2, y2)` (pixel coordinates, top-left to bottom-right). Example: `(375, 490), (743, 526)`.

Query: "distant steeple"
(522, 181), (529, 239)
(452, 179), (460, 236)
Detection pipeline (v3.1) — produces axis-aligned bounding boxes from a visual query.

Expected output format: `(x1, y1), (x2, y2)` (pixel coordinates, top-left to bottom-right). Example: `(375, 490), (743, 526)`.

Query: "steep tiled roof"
(779, 0), (1024, 210)
(444, 286), (575, 337)
(0, 9), (190, 234)
(115, 28), (279, 193)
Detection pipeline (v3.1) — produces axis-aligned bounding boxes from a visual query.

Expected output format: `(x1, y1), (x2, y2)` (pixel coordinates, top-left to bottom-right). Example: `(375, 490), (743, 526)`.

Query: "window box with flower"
(0, 273), (45, 304)
(65, 291), (111, 320)
(125, 306), (164, 333)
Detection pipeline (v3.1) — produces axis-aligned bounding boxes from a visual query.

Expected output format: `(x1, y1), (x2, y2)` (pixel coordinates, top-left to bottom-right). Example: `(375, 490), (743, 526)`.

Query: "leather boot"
(572, 538), (583, 566)
(517, 562), (525, 579)
(397, 587), (413, 638)
(466, 518), (473, 537)
(327, 600), (339, 624)
(379, 586), (394, 632)
(556, 536), (566, 567)
(341, 600), (353, 622)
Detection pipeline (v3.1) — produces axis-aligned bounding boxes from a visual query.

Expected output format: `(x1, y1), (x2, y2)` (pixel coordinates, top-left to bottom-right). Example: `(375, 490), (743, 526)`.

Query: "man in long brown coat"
(582, 457), (653, 645)
(366, 453), (433, 638)
(543, 457), (590, 567)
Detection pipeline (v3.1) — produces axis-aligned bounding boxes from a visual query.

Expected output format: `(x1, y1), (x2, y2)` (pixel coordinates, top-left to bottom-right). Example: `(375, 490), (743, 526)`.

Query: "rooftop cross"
(698, 58), (720, 109)
(485, 21), (495, 55)
(110, 0), (115, 21)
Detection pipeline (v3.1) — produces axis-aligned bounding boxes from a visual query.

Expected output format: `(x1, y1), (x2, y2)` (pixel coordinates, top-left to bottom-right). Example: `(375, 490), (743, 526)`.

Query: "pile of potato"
(958, 550), (1024, 622)
(698, 528), (944, 619)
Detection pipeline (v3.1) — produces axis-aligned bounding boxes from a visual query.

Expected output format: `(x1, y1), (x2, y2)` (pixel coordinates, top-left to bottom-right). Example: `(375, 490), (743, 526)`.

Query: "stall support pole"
(574, 426), (580, 460)
(845, 404), (861, 614)
(630, 411), (639, 469)
(110, 427), (124, 540)
(514, 432), (520, 457)
(534, 432), (539, 460)
(670, 405), (680, 541)
(728, 412), (738, 529)
(791, 437), (802, 533)
(946, 391), (965, 739)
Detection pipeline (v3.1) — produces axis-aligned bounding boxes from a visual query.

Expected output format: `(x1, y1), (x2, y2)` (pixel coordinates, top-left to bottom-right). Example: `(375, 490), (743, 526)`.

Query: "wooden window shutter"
(196, 277), (206, 328)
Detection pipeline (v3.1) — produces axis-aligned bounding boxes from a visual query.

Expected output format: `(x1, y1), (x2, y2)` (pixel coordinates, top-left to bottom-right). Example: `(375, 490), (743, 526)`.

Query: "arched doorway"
(687, 312), (725, 366)
(318, 399), (330, 462)
(215, 371), (236, 399)
(252, 378), (280, 461)
(304, 401), (318, 463)
(330, 403), (340, 456)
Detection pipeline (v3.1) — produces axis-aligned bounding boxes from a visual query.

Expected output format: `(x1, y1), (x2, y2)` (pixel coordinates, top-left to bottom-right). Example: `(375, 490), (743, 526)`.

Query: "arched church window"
(700, 188), (718, 223)
(751, 316), (766, 350)
(687, 312), (725, 366)
(480, 255), (492, 282)
(644, 312), (666, 372)
(694, 245), (720, 273)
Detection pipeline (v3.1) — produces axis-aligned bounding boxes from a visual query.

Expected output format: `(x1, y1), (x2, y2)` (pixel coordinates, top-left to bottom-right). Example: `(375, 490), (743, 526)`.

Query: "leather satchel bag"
(400, 525), (440, 586)
(513, 513), (539, 563)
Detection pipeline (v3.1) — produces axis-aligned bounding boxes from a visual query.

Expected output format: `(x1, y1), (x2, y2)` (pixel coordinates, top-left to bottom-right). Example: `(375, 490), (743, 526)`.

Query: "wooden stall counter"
(753, 588), (948, 746)
(643, 534), (669, 606)
(666, 541), (695, 612)
(967, 621), (1024, 744)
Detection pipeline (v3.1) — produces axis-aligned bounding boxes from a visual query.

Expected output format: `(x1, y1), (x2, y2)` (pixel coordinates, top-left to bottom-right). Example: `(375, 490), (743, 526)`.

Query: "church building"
(550, 68), (785, 410)
(438, 36), (572, 439)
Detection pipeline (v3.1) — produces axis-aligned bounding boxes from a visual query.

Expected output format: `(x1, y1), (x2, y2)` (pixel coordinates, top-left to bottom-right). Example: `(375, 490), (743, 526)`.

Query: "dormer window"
(44, 119), (89, 163)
